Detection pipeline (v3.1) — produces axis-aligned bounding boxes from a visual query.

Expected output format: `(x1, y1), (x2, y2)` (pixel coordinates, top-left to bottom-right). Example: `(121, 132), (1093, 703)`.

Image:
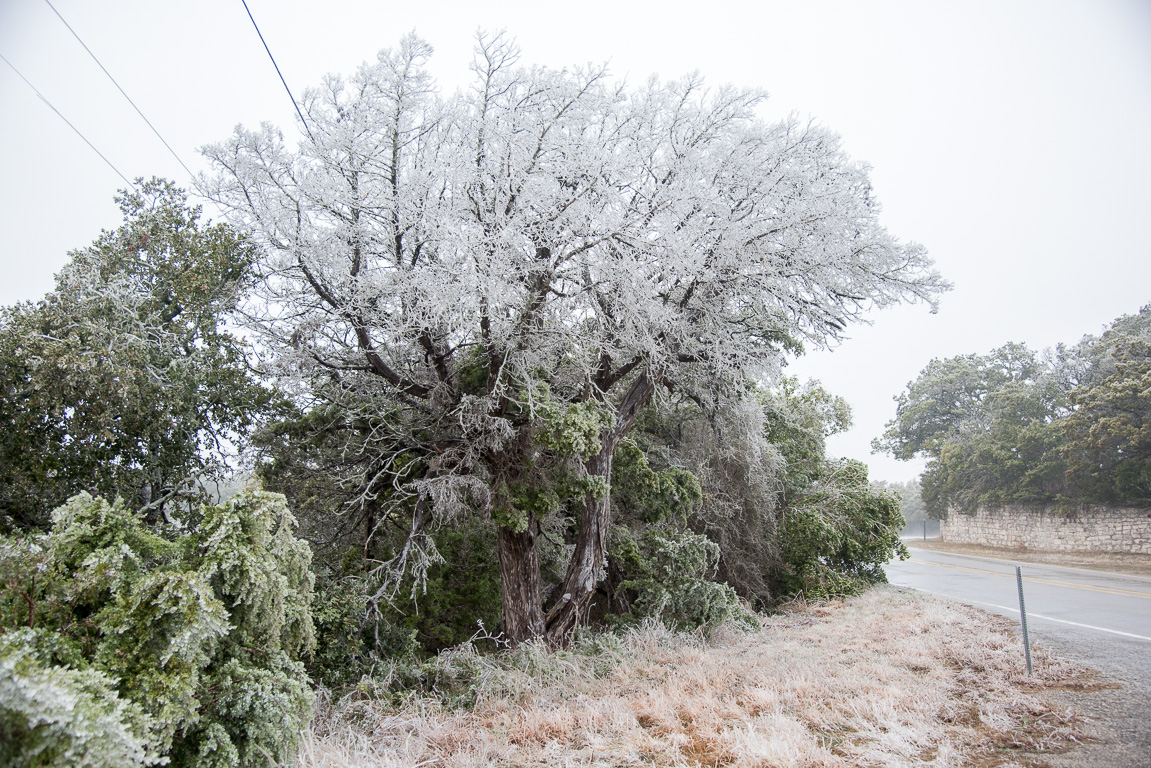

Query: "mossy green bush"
(0, 490), (316, 768)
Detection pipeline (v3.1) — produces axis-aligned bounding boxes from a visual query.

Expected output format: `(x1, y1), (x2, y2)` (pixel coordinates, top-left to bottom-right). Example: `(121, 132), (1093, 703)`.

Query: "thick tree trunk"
(603, 553), (633, 616)
(545, 444), (615, 642)
(497, 517), (546, 644)
(545, 373), (656, 645)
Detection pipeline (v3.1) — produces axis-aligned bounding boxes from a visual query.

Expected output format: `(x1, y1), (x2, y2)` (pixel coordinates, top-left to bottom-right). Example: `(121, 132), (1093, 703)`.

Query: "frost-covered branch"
(200, 32), (948, 645)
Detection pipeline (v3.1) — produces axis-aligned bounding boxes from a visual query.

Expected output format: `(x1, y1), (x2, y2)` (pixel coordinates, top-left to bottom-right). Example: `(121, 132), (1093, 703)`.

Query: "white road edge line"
(897, 586), (1151, 642)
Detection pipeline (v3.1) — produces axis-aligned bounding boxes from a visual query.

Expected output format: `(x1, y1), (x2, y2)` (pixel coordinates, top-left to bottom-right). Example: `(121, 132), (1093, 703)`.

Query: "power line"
(42, 0), (195, 179)
(0, 51), (135, 189)
(240, 0), (316, 143)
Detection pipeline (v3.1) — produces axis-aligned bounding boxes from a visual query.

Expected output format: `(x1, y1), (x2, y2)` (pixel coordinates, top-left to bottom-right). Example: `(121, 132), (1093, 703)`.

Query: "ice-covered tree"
(201, 33), (947, 645)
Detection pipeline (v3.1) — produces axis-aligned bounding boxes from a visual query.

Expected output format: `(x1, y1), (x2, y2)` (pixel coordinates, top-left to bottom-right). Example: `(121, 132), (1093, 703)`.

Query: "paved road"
(886, 547), (1151, 767)
(887, 547), (1151, 645)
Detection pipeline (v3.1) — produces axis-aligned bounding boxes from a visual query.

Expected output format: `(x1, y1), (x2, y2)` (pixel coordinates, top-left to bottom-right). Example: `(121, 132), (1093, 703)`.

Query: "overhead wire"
(42, 0), (195, 179)
(239, 0), (316, 144)
(4, 1), (312, 196)
(0, 51), (135, 188)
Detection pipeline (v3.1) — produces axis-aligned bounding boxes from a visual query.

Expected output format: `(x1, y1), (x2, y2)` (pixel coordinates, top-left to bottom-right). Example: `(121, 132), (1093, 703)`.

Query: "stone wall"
(941, 505), (1151, 554)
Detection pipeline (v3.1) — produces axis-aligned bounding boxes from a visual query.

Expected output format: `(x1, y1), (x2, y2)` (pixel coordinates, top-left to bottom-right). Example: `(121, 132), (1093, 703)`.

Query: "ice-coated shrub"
(192, 490), (316, 658)
(0, 490), (316, 767)
(0, 630), (154, 768)
(616, 529), (751, 631)
(606, 441), (749, 631)
(175, 654), (314, 768)
(774, 460), (909, 599)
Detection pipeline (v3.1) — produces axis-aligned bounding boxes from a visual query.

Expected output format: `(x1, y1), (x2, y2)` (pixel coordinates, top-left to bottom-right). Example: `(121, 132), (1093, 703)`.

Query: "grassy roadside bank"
(296, 588), (1105, 767)
(907, 539), (1151, 578)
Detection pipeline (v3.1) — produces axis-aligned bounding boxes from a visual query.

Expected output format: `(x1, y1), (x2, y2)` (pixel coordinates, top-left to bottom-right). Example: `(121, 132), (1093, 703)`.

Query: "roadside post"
(1015, 566), (1033, 675)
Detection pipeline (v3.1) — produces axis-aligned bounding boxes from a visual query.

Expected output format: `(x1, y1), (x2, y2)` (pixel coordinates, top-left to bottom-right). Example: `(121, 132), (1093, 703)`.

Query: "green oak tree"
(1064, 308), (1151, 502)
(872, 342), (1041, 462)
(876, 307), (1151, 514)
(0, 179), (277, 531)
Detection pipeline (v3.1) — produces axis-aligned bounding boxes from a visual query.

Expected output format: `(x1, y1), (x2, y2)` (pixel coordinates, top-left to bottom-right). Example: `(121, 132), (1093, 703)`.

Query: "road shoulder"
(1024, 639), (1150, 768)
(896, 542), (1151, 767)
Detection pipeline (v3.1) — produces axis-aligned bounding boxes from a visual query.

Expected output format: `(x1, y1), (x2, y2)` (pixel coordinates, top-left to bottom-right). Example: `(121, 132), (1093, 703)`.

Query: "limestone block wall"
(941, 505), (1151, 554)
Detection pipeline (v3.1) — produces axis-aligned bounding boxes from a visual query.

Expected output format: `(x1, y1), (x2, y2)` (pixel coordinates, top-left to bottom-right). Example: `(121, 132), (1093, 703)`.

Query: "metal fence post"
(1016, 566), (1033, 675)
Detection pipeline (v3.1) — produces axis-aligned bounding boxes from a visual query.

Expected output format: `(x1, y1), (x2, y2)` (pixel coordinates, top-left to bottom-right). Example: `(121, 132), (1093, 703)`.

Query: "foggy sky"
(2, 0), (1149, 482)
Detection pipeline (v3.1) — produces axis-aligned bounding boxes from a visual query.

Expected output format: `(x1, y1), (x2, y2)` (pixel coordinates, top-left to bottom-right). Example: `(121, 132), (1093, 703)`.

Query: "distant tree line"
(872, 477), (926, 524)
(874, 308), (1151, 517)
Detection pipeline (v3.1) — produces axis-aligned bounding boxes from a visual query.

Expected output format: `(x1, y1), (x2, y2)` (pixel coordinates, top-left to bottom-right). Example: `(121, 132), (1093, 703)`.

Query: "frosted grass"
(294, 587), (1092, 767)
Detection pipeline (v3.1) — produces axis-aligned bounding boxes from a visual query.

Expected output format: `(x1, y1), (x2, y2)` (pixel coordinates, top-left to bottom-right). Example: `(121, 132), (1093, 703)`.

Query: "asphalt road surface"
(886, 547), (1151, 767)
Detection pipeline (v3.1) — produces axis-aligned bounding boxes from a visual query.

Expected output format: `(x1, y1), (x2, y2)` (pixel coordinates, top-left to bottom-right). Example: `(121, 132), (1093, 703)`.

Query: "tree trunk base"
(497, 521), (546, 643)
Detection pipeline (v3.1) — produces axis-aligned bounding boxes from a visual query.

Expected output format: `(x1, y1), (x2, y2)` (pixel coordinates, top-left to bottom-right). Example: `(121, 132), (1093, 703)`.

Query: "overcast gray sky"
(3, 0), (1149, 482)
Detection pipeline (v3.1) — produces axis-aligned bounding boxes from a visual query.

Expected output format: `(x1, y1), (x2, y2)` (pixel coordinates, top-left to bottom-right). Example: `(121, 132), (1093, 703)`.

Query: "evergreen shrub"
(0, 490), (315, 768)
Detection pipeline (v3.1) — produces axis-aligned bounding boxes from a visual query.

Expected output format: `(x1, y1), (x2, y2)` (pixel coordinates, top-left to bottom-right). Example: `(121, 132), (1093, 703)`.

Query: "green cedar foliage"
(491, 387), (615, 534)
(764, 377), (906, 598)
(0, 179), (277, 531)
(392, 522), (503, 654)
(0, 491), (315, 768)
(761, 377), (853, 503)
(306, 519), (502, 690)
(1, 630), (154, 768)
(613, 527), (750, 630)
(758, 379), (906, 599)
(773, 460), (908, 599)
(606, 441), (750, 630)
(614, 377), (908, 608)
(619, 395), (785, 611)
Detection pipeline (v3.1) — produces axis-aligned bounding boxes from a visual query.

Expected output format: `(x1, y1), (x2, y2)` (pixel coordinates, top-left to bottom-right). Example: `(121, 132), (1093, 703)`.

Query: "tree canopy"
(1064, 313), (1151, 501)
(875, 306), (1151, 515)
(0, 179), (277, 531)
(202, 33), (946, 645)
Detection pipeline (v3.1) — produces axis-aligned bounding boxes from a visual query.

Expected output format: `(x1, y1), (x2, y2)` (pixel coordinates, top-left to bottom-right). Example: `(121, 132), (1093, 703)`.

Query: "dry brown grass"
(295, 587), (1101, 767)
